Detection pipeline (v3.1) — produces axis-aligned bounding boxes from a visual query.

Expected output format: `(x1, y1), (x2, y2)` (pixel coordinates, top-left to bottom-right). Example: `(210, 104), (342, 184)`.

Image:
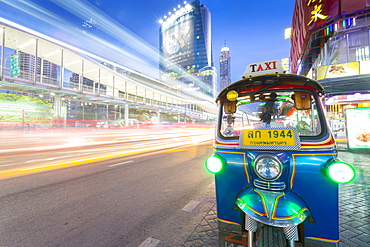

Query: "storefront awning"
(319, 74), (370, 95)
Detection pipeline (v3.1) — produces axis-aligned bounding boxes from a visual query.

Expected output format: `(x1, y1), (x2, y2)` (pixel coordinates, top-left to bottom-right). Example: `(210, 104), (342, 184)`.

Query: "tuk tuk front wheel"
(257, 225), (285, 247)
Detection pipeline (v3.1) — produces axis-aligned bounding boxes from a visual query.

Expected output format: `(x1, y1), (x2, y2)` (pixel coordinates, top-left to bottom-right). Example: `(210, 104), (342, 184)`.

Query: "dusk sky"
(0, 0), (294, 83)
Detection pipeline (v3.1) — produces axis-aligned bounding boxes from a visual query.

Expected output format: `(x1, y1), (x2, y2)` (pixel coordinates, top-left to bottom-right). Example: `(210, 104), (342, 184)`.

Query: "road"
(0, 128), (216, 247)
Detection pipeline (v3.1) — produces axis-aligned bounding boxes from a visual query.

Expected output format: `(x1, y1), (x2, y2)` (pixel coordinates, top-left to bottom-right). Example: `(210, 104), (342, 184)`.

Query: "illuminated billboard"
(345, 108), (370, 149)
(161, 17), (194, 73)
(310, 60), (370, 80)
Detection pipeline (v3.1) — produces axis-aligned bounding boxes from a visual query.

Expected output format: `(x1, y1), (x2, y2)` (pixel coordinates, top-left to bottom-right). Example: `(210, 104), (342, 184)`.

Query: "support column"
(95, 104), (98, 121)
(135, 86), (138, 102)
(33, 39), (39, 84)
(54, 96), (62, 117)
(1, 27), (5, 80)
(79, 59), (84, 92)
(98, 69), (101, 95)
(40, 57), (44, 83)
(124, 104), (129, 127)
(106, 105), (109, 120)
(157, 111), (160, 124)
(82, 102), (85, 121)
(60, 49), (64, 89)
(112, 76), (115, 98)
(125, 81), (128, 100)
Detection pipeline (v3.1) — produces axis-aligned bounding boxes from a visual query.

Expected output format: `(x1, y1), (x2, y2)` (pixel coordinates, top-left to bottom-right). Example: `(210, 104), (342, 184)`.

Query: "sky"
(0, 0), (295, 83)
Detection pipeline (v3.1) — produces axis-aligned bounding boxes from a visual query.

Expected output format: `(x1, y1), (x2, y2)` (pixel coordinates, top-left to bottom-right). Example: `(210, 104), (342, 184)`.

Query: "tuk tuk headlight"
(254, 154), (282, 180)
(326, 160), (356, 184)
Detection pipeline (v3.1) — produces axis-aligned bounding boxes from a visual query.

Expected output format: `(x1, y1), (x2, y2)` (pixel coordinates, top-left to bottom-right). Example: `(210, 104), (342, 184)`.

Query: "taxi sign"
(239, 128), (301, 151)
(242, 60), (285, 78)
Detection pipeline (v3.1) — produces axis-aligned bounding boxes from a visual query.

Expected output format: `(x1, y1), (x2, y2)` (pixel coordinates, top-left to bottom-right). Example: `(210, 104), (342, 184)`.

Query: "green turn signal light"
(327, 161), (356, 184)
(205, 155), (224, 174)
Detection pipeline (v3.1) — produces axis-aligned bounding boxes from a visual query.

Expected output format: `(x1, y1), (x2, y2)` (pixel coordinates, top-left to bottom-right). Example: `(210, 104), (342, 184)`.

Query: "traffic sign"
(10, 53), (20, 77)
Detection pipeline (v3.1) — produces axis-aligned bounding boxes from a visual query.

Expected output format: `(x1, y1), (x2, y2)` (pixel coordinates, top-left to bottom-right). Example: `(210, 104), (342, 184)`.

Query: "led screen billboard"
(345, 108), (370, 149)
(161, 17), (194, 73)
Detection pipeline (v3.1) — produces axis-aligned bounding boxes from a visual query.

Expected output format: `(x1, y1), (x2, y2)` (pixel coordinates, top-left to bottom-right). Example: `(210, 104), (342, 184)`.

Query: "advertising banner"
(315, 62), (360, 80)
(345, 108), (370, 149)
(0, 93), (66, 127)
(161, 17), (194, 72)
(0, 100), (52, 118)
(313, 60), (370, 80)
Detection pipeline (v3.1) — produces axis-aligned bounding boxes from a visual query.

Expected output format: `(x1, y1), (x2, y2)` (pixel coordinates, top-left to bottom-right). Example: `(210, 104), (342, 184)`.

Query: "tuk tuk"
(205, 60), (356, 247)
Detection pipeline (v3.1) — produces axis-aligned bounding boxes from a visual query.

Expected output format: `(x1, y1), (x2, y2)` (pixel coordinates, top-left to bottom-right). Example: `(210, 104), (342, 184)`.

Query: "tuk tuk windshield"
(220, 90), (322, 138)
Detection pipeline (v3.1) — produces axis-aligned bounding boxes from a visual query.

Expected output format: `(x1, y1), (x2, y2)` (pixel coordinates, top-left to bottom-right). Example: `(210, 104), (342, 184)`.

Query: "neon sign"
(307, 0), (328, 26)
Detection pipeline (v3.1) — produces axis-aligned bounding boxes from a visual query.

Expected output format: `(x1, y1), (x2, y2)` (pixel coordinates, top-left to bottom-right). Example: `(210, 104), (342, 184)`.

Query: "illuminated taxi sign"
(242, 60), (285, 78)
(239, 128), (301, 151)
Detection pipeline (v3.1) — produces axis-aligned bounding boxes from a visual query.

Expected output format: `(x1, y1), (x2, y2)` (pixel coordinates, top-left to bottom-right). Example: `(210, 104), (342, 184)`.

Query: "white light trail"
(50, 0), (211, 92)
(0, 0), (215, 96)
(1, 0), (156, 75)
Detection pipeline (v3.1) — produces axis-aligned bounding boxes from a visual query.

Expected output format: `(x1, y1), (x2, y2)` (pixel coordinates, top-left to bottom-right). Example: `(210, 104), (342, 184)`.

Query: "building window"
(327, 35), (348, 64)
(348, 30), (369, 62)
(355, 46), (370, 61)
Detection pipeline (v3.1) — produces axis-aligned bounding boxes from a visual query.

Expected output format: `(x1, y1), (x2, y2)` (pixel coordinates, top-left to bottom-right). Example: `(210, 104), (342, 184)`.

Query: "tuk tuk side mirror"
(224, 100), (237, 114)
(224, 91), (238, 114)
(294, 92), (311, 110)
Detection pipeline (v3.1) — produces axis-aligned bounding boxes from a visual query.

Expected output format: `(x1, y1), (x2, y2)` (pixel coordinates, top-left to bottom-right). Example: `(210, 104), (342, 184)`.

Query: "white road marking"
(207, 181), (215, 189)
(26, 155), (74, 163)
(44, 157), (60, 161)
(108, 160), (134, 168)
(0, 164), (17, 167)
(182, 200), (200, 212)
(138, 237), (160, 247)
(26, 159), (45, 163)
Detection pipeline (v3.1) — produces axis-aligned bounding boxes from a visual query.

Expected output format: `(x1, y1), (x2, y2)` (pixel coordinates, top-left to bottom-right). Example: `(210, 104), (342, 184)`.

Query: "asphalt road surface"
(0, 129), (215, 247)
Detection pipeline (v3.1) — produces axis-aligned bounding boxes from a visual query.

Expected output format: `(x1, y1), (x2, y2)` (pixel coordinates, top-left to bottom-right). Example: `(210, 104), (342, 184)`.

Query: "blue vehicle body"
(208, 61), (355, 247)
(214, 149), (339, 246)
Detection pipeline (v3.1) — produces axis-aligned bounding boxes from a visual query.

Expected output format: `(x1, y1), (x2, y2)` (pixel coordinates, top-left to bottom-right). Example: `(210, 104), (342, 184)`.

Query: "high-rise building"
(159, 0), (216, 97)
(19, 52), (57, 84)
(219, 42), (231, 92)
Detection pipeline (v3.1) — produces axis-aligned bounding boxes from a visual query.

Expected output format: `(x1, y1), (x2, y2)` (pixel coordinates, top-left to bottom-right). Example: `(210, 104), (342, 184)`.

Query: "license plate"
(240, 128), (297, 147)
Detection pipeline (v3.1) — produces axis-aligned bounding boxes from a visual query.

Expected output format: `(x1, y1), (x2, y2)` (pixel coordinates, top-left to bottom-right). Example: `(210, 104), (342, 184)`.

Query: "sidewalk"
(338, 149), (370, 247)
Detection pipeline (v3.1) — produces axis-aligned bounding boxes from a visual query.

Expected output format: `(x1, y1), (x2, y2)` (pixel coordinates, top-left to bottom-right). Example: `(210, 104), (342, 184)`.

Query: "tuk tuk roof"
(216, 73), (325, 103)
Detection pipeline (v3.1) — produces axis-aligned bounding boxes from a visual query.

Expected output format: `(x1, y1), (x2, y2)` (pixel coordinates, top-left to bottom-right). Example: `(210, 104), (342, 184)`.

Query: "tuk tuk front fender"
(235, 187), (312, 228)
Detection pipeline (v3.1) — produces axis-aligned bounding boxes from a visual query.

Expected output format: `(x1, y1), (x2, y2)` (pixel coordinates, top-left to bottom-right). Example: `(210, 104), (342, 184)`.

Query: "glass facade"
(159, 0), (215, 97)
(305, 13), (370, 90)
(313, 16), (370, 67)
(302, 12), (370, 136)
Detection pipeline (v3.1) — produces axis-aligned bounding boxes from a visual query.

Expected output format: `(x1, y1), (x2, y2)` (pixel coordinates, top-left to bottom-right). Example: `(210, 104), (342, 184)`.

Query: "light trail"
(0, 0), (215, 96)
(1, 0), (156, 75)
(50, 0), (212, 92)
(0, 134), (212, 180)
